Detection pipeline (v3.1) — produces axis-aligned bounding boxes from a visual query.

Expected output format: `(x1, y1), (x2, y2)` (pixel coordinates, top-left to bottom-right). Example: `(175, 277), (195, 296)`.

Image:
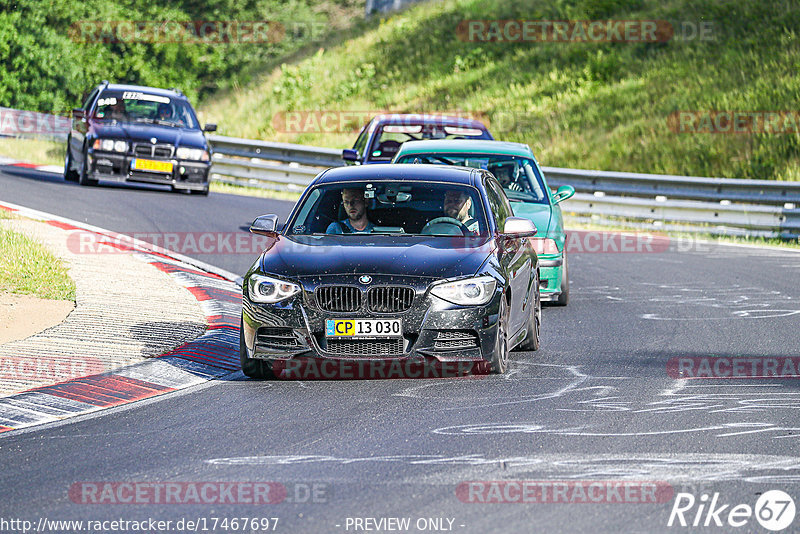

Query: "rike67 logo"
(668, 490), (796, 531)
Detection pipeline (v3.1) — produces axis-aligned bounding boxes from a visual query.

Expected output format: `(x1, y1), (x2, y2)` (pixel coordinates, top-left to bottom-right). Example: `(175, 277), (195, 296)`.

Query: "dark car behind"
(64, 82), (216, 195)
(342, 114), (493, 165)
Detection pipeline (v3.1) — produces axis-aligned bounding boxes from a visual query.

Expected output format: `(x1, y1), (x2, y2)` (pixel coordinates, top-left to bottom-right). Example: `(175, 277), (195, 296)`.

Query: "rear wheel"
(490, 298), (509, 374)
(63, 142), (78, 182)
(554, 254), (569, 306)
(78, 147), (98, 186)
(239, 319), (275, 379)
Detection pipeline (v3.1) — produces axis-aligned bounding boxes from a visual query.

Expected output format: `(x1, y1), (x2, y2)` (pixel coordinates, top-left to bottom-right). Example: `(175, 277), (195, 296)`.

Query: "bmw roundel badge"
(359, 275), (372, 284)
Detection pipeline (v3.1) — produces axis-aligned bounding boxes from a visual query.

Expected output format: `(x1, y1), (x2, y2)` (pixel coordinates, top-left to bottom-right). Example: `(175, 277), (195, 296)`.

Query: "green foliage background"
(0, 0), (361, 112)
(2, 0), (799, 180)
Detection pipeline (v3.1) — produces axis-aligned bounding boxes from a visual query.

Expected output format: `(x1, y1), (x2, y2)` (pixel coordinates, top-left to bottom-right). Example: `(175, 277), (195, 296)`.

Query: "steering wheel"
(421, 217), (470, 236)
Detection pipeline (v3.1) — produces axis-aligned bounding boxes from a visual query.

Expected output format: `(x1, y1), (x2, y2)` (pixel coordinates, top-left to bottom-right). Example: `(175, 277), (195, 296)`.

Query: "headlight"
(176, 147), (210, 161)
(430, 275), (496, 306)
(247, 274), (300, 304)
(93, 139), (128, 152)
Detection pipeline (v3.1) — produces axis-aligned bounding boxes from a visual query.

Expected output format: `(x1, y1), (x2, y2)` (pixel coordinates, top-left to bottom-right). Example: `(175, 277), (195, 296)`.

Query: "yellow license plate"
(132, 158), (173, 173)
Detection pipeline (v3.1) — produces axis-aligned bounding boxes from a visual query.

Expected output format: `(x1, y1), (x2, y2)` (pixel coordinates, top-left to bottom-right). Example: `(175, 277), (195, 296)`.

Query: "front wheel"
(78, 148), (98, 186)
(64, 142), (78, 182)
(490, 298), (509, 374)
(517, 283), (541, 352)
(239, 319), (275, 379)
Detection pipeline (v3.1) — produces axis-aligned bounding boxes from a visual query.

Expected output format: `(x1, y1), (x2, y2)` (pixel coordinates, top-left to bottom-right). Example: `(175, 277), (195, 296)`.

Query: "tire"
(63, 142), (78, 182)
(239, 319), (275, 379)
(554, 254), (569, 306)
(78, 147), (98, 186)
(490, 297), (509, 374)
(517, 279), (541, 352)
(194, 185), (209, 196)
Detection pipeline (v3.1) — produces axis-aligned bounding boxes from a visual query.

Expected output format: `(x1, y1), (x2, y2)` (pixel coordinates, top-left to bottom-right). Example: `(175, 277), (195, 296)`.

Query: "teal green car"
(393, 140), (575, 305)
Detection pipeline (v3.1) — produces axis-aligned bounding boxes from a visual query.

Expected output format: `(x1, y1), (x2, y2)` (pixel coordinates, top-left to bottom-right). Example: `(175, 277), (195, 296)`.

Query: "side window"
(484, 177), (513, 230)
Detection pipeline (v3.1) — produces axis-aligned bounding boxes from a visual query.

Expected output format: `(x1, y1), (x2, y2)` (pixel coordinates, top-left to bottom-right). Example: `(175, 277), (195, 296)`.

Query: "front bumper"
(241, 274), (503, 370)
(87, 149), (210, 190)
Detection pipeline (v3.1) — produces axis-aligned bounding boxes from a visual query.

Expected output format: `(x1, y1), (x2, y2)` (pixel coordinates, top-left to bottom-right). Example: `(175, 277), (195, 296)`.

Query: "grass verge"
(0, 215), (76, 300)
(0, 137), (64, 167)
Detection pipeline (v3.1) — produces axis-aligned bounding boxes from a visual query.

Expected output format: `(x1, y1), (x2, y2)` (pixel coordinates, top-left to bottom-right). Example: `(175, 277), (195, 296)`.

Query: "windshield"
(367, 124), (490, 161)
(287, 181), (489, 237)
(395, 153), (549, 204)
(92, 90), (199, 129)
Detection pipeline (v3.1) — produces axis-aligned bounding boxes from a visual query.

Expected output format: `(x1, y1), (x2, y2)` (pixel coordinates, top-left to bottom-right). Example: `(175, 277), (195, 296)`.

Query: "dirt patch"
(0, 292), (74, 345)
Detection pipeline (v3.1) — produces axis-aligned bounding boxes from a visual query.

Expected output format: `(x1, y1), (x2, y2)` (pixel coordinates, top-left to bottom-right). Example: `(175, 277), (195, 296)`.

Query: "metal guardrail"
(207, 135), (800, 239)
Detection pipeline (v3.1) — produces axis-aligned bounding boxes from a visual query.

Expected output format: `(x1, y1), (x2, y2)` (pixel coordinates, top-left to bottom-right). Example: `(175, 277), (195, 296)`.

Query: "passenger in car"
(326, 188), (375, 234)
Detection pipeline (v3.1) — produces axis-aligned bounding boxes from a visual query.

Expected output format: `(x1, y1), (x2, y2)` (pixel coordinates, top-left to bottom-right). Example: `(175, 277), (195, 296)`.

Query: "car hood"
(91, 122), (207, 148)
(510, 201), (553, 238)
(259, 235), (495, 279)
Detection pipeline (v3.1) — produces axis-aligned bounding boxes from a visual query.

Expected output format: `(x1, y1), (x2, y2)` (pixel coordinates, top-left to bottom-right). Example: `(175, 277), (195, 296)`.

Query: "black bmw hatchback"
(64, 82), (216, 194)
(241, 164), (542, 379)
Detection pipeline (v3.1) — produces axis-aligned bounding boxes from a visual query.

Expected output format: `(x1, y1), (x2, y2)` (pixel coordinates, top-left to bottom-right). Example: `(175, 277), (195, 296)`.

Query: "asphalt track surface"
(1, 168), (800, 533)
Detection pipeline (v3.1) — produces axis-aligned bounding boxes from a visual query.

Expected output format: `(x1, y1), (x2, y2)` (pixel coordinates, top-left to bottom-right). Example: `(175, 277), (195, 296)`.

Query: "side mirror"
(501, 217), (537, 238)
(72, 108), (84, 120)
(552, 185), (575, 204)
(342, 148), (360, 162)
(203, 123), (217, 132)
(249, 214), (279, 236)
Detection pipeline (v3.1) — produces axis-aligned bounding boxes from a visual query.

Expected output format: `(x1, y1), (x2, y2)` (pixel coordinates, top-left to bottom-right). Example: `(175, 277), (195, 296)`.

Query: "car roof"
(369, 114), (488, 130)
(101, 84), (187, 100)
(315, 163), (482, 186)
(396, 139), (533, 157)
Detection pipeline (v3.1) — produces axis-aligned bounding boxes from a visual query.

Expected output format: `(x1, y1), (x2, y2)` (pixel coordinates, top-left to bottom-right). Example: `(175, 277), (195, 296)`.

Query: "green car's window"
(396, 153), (549, 205)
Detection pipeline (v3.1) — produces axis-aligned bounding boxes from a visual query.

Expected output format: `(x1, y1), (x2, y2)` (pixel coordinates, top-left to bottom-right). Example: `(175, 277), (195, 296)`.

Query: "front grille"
(153, 146), (172, 158)
(316, 286), (361, 312)
(133, 143), (174, 158)
(433, 330), (479, 351)
(325, 338), (404, 356)
(256, 327), (301, 350)
(368, 286), (414, 313)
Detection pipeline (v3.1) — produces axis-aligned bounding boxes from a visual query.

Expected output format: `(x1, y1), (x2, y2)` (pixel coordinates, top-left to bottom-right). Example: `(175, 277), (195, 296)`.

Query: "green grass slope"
(200, 0), (800, 180)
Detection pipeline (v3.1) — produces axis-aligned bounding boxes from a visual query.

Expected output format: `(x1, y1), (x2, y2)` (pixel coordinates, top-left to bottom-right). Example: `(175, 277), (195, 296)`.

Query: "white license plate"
(325, 319), (402, 338)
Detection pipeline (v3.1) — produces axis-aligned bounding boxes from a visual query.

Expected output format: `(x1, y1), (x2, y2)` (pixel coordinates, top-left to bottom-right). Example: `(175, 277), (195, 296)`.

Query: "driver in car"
(443, 189), (480, 234)
(326, 188), (375, 234)
(156, 103), (172, 122)
(105, 99), (127, 121)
